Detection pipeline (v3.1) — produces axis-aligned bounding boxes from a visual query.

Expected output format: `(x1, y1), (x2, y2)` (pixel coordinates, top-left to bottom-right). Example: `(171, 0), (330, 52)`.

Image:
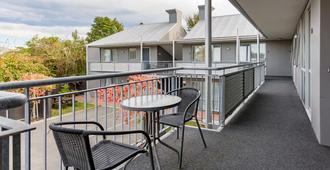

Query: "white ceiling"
(228, 0), (308, 40)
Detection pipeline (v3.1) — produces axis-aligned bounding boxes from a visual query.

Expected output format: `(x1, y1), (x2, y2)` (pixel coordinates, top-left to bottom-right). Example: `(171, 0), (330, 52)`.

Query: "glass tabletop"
(121, 95), (181, 111)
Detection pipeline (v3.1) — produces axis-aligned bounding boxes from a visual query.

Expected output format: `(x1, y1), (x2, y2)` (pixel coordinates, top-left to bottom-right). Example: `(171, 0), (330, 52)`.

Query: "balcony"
(89, 61), (173, 72)
(127, 77), (330, 169)
(1, 63), (330, 170)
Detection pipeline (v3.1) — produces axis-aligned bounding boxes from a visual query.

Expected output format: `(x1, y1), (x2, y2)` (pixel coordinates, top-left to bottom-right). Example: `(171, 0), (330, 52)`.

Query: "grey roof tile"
(88, 22), (176, 47)
(184, 14), (259, 40)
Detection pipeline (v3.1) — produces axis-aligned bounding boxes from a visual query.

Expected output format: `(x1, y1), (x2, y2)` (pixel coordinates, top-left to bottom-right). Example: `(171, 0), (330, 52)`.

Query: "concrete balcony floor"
(127, 77), (330, 170)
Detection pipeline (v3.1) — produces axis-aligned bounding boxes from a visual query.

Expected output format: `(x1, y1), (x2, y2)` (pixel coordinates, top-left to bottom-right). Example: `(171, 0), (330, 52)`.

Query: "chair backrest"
(168, 88), (200, 119)
(49, 123), (94, 170)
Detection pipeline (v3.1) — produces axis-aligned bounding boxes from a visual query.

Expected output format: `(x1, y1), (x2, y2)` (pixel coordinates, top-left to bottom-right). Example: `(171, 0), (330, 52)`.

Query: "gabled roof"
(183, 14), (260, 41)
(87, 22), (177, 47)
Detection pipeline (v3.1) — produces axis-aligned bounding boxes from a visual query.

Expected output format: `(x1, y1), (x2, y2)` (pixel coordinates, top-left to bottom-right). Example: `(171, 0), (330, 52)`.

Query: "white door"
(305, 10), (311, 112)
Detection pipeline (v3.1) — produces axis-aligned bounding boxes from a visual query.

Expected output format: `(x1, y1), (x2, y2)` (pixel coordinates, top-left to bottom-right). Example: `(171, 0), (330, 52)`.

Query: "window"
(100, 49), (118, 62)
(100, 49), (112, 62)
(213, 45), (221, 62)
(192, 45), (205, 62)
(113, 49), (118, 61)
(250, 44), (258, 62)
(129, 48), (137, 60)
(240, 45), (251, 62)
(259, 43), (266, 62)
(239, 43), (266, 63)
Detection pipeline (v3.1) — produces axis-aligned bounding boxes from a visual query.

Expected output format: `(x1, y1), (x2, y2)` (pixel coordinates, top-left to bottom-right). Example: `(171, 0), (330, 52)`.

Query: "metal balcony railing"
(0, 92), (35, 170)
(89, 61), (173, 72)
(0, 62), (265, 170)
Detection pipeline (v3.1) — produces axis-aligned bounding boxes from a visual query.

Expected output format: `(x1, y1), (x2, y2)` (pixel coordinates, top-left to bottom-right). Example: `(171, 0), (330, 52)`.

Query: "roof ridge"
(131, 22), (173, 27)
(212, 14), (241, 18)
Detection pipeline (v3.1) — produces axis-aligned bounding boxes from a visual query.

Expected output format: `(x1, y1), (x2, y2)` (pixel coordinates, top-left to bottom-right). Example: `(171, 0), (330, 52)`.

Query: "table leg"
(151, 111), (161, 170)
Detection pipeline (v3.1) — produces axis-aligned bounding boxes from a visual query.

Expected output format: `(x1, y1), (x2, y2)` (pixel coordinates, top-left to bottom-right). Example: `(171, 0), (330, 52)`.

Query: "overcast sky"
(0, 0), (238, 48)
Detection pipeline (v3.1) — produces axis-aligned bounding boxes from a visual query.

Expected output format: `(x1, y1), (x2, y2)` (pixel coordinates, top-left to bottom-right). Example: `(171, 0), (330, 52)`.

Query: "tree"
(185, 13), (200, 31)
(0, 30), (86, 82)
(0, 51), (50, 82)
(21, 73), (55, 120)
(86, 17), (124, 43)
(25, 31), (86, 77)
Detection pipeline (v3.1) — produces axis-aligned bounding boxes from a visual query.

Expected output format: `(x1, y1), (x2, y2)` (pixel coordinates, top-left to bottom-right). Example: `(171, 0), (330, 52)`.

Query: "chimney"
(166, 9), (182, 23)
(198, 5), (215, 20)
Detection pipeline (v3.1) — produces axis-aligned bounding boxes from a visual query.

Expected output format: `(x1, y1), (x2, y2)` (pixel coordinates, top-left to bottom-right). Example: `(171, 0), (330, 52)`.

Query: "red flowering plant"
(97, 75), (160, 126)
(20, 73), (55, 120)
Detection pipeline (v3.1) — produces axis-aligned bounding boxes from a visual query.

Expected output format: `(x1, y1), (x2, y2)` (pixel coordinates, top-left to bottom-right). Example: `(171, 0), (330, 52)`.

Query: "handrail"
(29, 63), (264, 101)
(90, 61), (174, 63)
(182, 62), (263, 71)
(29, 75), (175, 101)
(222, 63), (265, 77)
(0, 62), (264, 90)
(0, 67), (182, 90)
(0, 117), (36, 138)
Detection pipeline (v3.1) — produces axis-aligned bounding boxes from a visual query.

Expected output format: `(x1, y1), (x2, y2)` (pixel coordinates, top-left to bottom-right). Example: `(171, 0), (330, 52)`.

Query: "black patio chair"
(49, 121), (155, 170)
(158, 87), (207, 168)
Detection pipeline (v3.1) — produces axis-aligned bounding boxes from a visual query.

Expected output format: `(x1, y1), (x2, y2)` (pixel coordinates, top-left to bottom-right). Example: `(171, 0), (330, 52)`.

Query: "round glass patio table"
(121, 94), (181, 169)
(121, 94), (181, 112)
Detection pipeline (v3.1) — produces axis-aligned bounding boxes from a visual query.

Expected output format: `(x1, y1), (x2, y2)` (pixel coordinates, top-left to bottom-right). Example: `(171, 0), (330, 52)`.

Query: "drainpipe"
(257, 34), (260, 62)
(86, 46), (89, 74)
(172, 40), (176, 67)
(205, 0), (212, 128)
(236, 28), (240, 64)
(140, 42), (143, 70)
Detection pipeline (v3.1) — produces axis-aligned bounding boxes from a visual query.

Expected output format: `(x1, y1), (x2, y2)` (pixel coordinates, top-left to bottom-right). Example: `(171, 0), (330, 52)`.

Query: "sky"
(0, 0), (239, 48)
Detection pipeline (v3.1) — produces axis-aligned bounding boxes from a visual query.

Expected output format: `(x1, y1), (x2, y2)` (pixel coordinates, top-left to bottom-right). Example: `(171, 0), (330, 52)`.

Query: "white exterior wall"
(293, 0), (330, 146)
(221, 43), (236, 63)
(310, 0), (321, 142)
(87, 47), (100, 63)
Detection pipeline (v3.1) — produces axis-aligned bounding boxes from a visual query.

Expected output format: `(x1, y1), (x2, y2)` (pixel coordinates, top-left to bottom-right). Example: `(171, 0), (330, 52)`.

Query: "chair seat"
(92, 140), (146, 170)
(159, 113), (192, 127)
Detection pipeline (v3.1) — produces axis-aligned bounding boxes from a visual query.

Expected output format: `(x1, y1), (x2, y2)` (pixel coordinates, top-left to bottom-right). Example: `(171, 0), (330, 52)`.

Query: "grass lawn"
(186, 120), (206, 128)
(51, 102), (95, 117)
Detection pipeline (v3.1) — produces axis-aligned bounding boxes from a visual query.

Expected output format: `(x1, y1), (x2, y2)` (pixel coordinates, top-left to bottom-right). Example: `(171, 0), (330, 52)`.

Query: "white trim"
(236, 28), (240, 64)
(257, 34), (260, 62)
(172, 40), (176, 67)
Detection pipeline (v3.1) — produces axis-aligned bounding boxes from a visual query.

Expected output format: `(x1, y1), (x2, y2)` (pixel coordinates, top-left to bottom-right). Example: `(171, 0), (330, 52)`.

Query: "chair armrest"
(83, 130), (150, 142)
(166, 89), (178, 95)
(52, 121), (105, 131)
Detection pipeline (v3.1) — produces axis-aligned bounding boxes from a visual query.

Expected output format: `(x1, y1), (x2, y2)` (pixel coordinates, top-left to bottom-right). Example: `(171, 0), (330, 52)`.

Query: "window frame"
(192, 45), (205, 62)
(100, 48), (112, 62)
(128, 48), (137, 61)
(239, 44), (251, 63)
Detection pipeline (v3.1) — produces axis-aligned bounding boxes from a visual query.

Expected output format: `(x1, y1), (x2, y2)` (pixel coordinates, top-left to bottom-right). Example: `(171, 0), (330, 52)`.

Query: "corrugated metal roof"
(184, 14), (259, 40)
(88, 22), (176, 47)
